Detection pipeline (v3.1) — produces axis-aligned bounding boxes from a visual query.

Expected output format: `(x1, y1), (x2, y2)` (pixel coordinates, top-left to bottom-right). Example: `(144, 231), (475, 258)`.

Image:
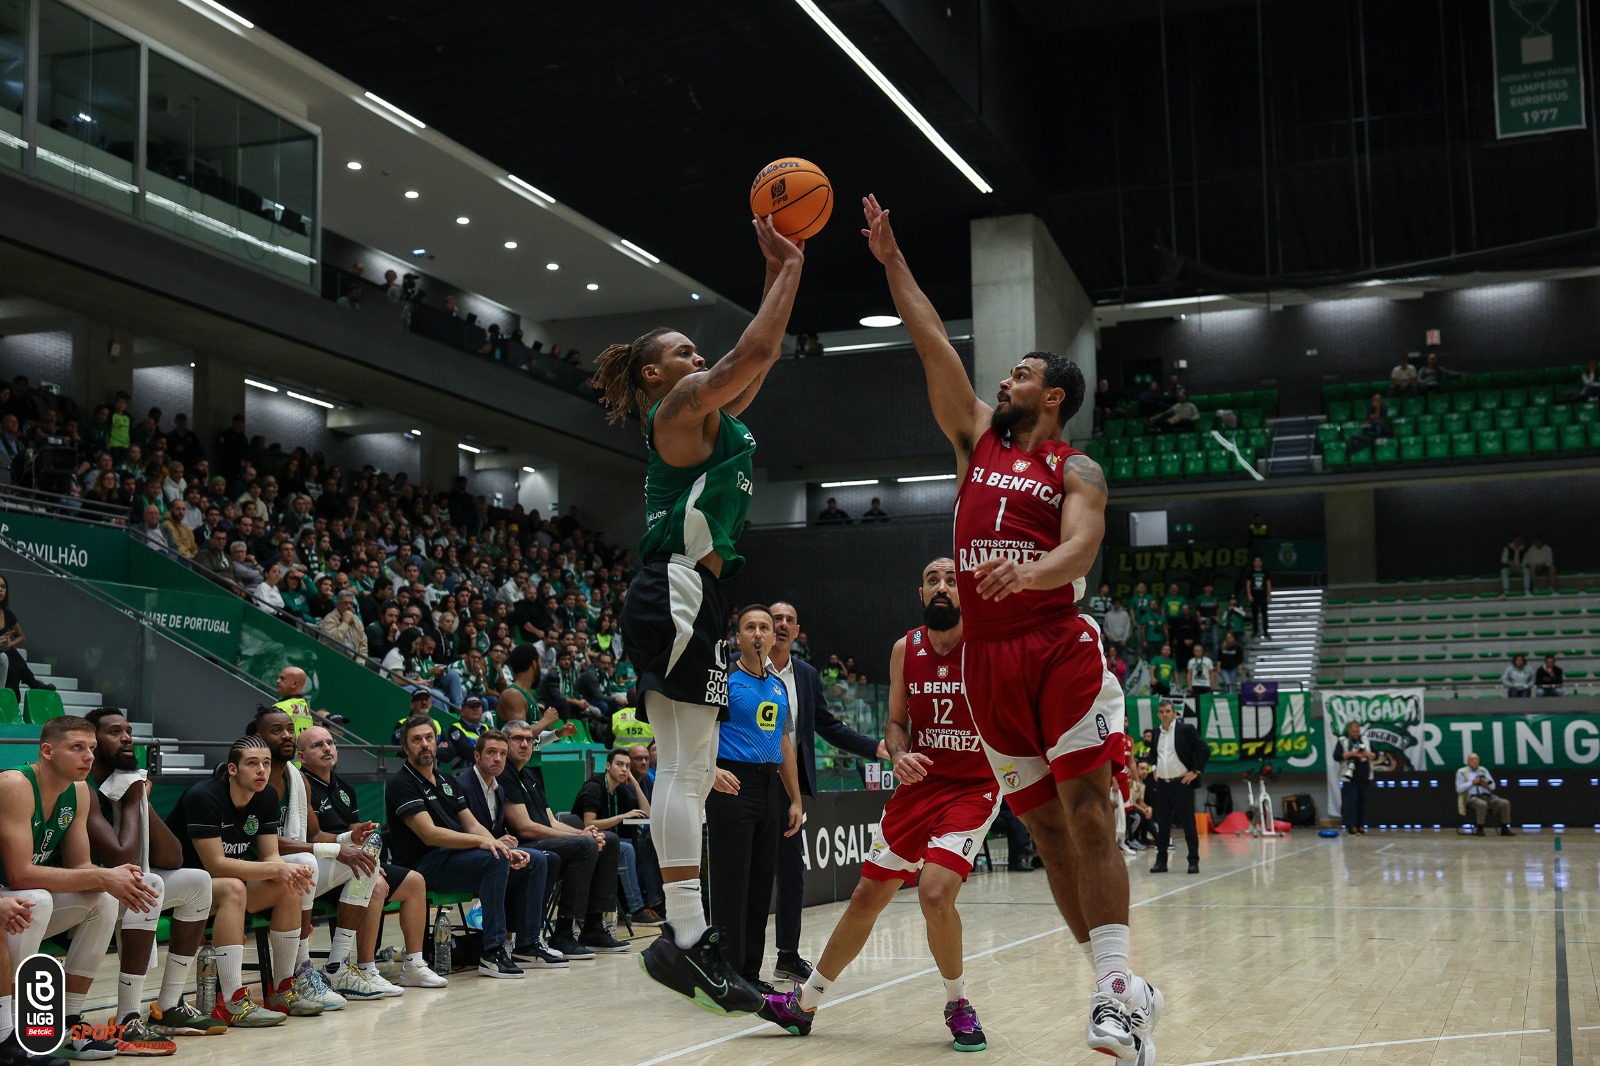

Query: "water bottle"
(375, 946), (402, 983)
(345, 829), (383, 898)
(194, 945), (218, 1016)
(432, 909), (452, 975)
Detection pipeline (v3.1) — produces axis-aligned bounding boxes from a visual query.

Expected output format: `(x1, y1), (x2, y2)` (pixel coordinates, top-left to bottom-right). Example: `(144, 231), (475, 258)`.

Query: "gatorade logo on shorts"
(1095, 713), (1109, 740)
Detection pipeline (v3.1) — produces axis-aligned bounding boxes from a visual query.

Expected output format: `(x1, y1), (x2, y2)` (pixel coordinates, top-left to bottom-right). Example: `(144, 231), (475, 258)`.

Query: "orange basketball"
(749, 157), (833, 241)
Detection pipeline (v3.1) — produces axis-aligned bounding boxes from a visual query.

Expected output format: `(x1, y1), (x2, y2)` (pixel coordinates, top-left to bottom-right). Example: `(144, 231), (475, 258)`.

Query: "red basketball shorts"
(863, 778), (1003, 884)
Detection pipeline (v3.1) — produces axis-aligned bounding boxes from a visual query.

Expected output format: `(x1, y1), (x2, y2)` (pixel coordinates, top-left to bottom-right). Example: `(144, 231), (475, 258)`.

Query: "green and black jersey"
(638, 401), (756, 578)
(0, 766), (77, 883)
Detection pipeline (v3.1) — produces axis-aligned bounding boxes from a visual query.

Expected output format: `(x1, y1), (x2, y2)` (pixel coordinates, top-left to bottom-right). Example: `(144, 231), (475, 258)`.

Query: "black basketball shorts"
(622, 553), (730, 718)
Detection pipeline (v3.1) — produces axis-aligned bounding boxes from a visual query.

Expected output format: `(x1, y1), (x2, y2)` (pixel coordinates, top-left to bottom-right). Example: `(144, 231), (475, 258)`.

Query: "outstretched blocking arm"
(862, 195), (990, 461)
(656, 216), (803, 433)
(974, 454), (1108, 602)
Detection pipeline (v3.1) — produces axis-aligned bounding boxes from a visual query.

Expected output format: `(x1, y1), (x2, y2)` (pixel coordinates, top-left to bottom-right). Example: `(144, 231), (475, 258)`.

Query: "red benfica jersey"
(901, 626), (991, 785)
(954, 428), (1085, 641)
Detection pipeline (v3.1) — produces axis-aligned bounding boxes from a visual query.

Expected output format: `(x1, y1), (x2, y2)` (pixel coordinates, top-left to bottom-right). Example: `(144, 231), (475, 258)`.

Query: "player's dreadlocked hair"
(590, 327), (676, 426)
(246, 703), (289, 737)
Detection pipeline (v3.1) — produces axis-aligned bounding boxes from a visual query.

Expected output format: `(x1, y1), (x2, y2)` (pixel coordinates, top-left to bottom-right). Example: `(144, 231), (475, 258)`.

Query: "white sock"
(0, 995), (14, 1041)
(665, 882), (707, 949)
(116, 972), (143, 1020)
(159, 954), (195, 1011)
(1090, 924), (1132, 995)
(65, 991), (86, 1019)
(798, 971), (830, 1011)
(296, 932), (312, 969)
(326, 928), (357, 971)
(217, 944), (245, 999)
(405, 951), (424, 967)
(359, 961), (380, 978)
(269, 929), (301, 986)
(942, 975), (965, 1004)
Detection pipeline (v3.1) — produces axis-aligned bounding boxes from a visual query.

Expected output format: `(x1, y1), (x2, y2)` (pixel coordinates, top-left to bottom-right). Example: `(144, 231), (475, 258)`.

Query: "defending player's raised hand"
(973, 556), (1038, 602)
(861, 194), (898, 264)
(892, 750), (935, 784)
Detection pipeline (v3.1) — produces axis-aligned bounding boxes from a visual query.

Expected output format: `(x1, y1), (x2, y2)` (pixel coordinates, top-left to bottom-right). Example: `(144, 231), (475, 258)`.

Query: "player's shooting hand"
(973, 557), (1037, 602)
(785, 801), (803, 838)
(892, 751), (935, 784)
(753, 214), (804, 269)
(860, 194), (900, 264)
(713, 768), (740, 795)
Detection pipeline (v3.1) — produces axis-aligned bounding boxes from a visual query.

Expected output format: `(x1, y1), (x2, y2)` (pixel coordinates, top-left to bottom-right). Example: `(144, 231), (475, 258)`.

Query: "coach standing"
(1148, 699), (1208, 875)
(767, 600), (885, 983)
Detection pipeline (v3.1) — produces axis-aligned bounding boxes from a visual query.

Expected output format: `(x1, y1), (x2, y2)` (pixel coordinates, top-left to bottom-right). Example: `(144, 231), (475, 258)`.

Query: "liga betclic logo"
(16, 954), (67, 1056)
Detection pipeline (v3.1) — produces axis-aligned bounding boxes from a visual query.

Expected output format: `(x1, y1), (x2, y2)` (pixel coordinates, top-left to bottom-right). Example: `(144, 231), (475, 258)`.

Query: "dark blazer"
(1150, 720), (1209, 788)
(786, 656), (879, 797)
(455, 767), (508, 838)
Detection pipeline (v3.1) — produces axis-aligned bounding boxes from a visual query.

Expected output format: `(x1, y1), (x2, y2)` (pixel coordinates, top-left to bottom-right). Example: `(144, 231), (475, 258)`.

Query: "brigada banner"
(1321, 688), (1426, 816)
(1414, 713), (1600, 771)
(1492, 0), (1586, 138)
(1126, 691), (1319, 773)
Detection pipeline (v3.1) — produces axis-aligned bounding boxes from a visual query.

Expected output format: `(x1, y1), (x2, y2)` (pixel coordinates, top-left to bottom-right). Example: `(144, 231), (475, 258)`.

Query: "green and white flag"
(1492, 0), (1587, 138)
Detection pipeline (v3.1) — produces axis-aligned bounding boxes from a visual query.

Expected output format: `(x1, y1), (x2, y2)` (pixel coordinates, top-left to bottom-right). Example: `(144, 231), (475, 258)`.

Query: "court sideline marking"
(1554, 853), (1573, 1066)
(631, 840), (1324, 1066)
(1174, 1027), (1552, 1066)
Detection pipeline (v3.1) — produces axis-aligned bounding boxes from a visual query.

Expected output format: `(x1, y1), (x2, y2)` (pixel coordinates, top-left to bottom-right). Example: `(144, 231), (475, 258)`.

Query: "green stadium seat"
(0, 691), (20, 725)
(1467, 410), (1493, 432)
(1105, 419), (1127, 438)
(1107, 438), (1130, 458)
(1493, 407), (1520, 430)
(1588, 423), (1600, 449)
(1521, 405), (1548, 427)
(1416, 414), (1441, 436)
(1111, 457), (1135, 482)
(1131, 437), (1154, 456)
(1476, 389), (1501, 410)
(1327, 400), (1353, 422)
(1317, 424), (1342, 446)
(1135, 455), (1157, 480)
(1477, 429), (1503, 458)
(1079, 440), (1105, 461)
(1426, 393), (1450, 413)
(1425, 433), (1451, 461)
(1182, 452), (1206, 477)
(1502, 387), (1528, 408)
(1400, 396), (1424, 417)
(24, 690), (64, 725)
(1576, 404), (1599, 425)
(1372, 438), (1399, 465)
(1399, 436), (1423, 463)
(1560, 424), (1585, 451)
(1530, 386), (1554, 406)
(1206, 451), (1234, 477)
(1532, 426), (1559, 454)
(1239, 408), (1266, 429)
(1389, 416), (1413, 437)
(1158, 454), (1182, 479)
(1451, 431), (1477, 459)
(1322, 440), (1348, 469)
(1450, 391), (1476, 413)
(1213, 391), (1235, 408)
(1504, 427), (1531, 456)
(1443, 412), (1467, 434)
(1548, 403), (1573, 428)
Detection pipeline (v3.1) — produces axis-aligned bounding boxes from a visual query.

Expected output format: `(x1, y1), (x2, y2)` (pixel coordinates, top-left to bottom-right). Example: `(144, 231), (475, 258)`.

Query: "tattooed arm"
(654, 217), (802, 451)
(972, 453), (1109, 603)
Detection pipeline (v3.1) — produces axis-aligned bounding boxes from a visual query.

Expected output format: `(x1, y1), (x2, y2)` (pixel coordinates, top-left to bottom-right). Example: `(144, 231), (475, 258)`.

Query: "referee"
(705, 604), (802, 990)
(1148, 699), (1209, 875)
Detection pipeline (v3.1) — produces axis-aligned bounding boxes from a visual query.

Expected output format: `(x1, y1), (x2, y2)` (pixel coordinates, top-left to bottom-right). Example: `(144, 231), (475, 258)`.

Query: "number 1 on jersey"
(994, 496), (1008, 533)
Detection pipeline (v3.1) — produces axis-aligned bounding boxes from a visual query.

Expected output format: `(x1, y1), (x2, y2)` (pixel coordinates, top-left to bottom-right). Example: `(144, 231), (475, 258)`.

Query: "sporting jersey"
(167, 777), (279, 869)
(954, 428), (1087, 640)
(638, 401), (756, 577)
(717, 665), (790, 765)
(900, 627), (990, 784)
(305, 770), (361, 833)
(1248, 570), (1270, 596)
(7, 766), (75, 880)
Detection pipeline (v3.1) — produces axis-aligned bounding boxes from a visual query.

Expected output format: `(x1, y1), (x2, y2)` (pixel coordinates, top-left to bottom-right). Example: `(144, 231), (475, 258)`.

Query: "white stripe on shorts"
(665, 556), (705, 675)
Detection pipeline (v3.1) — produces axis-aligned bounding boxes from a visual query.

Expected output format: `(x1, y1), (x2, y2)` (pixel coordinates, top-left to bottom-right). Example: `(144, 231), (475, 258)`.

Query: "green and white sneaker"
(146, 998), (227, 1037)
(295, 961), (347, 1010)
(56, 1016), (118, 1060)
(327, 963), (388, 1001)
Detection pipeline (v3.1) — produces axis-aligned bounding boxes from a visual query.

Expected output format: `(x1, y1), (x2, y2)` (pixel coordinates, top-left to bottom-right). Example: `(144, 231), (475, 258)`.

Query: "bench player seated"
(0, 715), (161, 1060)
(84, 708), (223, 1046)
(297, 726), (446, 988)
(758, 559), (998, 1051)
(249, 707), (395, 1006)
(165, 736), (318, 1025)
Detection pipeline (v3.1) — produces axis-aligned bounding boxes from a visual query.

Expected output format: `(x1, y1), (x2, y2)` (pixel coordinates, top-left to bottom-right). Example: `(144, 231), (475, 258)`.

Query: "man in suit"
(768, 601), (887, 982)
(1148, 699), (1209, 874)
(452, 728), (564, 966)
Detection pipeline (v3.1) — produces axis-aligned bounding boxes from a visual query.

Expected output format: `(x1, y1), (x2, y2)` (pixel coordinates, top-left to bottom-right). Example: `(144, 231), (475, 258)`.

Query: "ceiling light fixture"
(455, 216), (470, 225)
(286, 390), (334, 409)
(820, 479), (879, 488)
(505, 174), (556, 203)
(457, 443), (482, 454)
(859, 315), (901, 328)
(896, 473), (957, 483)
(619, 239), (661, 264)
(346, 161), (361, 171)
(545, 262), (560, 271)
(521, 466), (537, 474)
(503, 241), (518, 249)
(404, 190), (419, 199)
(188, 362), (196, 368)
(790, 0), (991, 194)
(189, 0), (253, 29)
(586, 283), (599, 291)
(362, 91), (426, 129)
(244, 378), (278, 392)
(412, 248), (426, 256)
(691, 293), (701, 301)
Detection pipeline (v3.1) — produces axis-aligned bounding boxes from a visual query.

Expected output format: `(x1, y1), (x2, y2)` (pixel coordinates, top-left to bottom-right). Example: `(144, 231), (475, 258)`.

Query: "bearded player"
(757, 557), (996, 1052)
(862, 195), (1160, 1063)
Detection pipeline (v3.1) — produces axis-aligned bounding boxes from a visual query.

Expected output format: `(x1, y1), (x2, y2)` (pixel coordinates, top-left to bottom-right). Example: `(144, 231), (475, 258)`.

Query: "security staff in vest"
(705, 604), (802, 989)
(273, 666), (316, 735)
(1148, 699), (1209, 874)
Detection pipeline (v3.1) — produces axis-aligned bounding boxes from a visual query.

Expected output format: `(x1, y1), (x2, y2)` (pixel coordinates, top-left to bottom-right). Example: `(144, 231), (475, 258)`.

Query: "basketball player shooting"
(591, 214), (804, 1016)
(861, 194), (1162, 1063)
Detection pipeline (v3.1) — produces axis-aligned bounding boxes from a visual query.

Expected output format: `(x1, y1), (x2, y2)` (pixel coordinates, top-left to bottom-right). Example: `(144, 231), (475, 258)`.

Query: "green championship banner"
(1321, 688), (1427, 770)
(1492, 0), (1586, 138)
(0, 510), (133, 582)
(1414, 713), (1600, 771)
(1126, 691), (1320, 773)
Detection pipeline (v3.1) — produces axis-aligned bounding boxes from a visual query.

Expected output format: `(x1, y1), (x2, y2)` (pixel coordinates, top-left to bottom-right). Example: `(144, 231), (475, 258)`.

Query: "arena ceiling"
(228, 0), (1600, 331)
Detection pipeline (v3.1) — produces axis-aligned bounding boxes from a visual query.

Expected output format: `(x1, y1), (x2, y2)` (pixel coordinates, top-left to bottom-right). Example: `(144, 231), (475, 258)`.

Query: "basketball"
(749, 157), (833, 241)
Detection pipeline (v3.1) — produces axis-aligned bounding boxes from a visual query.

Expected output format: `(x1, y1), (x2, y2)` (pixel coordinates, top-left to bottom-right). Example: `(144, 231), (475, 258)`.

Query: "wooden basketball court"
(79, 831), (1594, 1065)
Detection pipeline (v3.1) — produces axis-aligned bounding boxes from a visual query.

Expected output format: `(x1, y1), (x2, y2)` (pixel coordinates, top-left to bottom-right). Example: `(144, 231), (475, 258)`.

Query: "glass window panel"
(34, 0), (138, 211)
(0, 0), (24, 169)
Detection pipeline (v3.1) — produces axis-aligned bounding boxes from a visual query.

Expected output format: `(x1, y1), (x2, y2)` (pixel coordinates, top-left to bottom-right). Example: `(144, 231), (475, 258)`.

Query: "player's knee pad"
(162, 867), (213, 923)
(283, 851), (319, 909)
(120, 872), (166, 932)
